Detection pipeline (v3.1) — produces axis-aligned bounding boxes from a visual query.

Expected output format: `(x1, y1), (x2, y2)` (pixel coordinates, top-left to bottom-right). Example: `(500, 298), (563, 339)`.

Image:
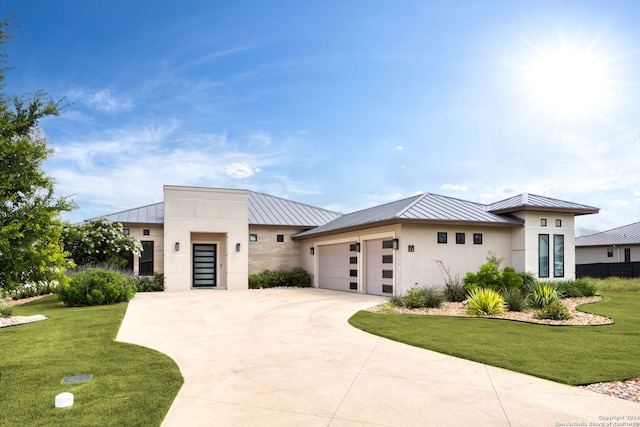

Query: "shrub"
(443, 281), (466, 302)
(58, 268), (137, 307)
(402, 285), (443, 309)
(463, 256), (523, 293)
(0, 292), (12, 317)
(466, 287), (506, 316)
(529, 282), (561, 309)
(535, 301), (572, 321)
(518, 271), (537, 289)
(387, 294), (404, 307)
(500, 267), (523, 291)
(7, 281), (58, 300)
(135, 274), (165, 292)
(555, 279), (597, 298)
(248, 268), (311, 289)
(501, 287), (528, 312)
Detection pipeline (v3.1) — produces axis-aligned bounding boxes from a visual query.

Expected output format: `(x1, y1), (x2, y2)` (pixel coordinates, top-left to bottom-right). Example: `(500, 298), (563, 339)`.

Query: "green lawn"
(0, 296), (183, 427)
(349, 291), (640, 385)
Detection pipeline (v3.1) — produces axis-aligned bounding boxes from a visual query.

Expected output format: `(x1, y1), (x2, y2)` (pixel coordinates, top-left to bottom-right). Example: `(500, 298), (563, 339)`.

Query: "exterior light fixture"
(355, 242), (361, 252)
(175, 242), (180, 251)
(392, 239), (399, 250)
(236, 243), (241, 252)
(310, 247), (315, 255)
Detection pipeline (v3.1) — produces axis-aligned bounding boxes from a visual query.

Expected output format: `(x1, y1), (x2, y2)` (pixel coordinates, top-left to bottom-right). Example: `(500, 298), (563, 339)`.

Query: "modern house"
(575, 221), (640, 278)
(99, 185), (598, 294)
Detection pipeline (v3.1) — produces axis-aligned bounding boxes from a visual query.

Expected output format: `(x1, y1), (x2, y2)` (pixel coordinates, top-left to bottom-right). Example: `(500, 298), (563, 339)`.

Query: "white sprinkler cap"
(55, 392), (74, 408)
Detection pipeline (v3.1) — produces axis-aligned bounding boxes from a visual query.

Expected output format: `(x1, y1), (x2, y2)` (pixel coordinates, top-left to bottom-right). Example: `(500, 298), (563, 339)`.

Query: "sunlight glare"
(526, 48), (609, 117)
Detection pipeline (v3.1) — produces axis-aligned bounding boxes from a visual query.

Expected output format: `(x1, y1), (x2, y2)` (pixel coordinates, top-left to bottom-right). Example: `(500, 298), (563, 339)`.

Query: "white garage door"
(318, 243), (358, 292)
(366, 239), (394, 296)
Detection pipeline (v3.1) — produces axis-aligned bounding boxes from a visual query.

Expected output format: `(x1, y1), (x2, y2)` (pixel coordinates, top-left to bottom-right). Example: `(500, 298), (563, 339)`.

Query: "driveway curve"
(116, 288), (639, 426)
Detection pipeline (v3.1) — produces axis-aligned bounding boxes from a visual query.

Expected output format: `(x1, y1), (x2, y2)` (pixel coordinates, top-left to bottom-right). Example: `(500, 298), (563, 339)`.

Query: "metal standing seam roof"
(96, 192), (341, 227)
(293, 193), (525, 239)
(576, 221), (640, 246)
(488, 193), (599, 215)
(100, 202), (165, 224)
(248, 191), (341, 227)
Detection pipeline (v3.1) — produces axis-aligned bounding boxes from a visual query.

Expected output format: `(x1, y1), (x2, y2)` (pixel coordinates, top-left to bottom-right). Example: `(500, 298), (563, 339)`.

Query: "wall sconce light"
(310, 247), (315, 256)
(175, 242), (180, 251)
(392, 239), (399, 250)
(236, 243), (241, 252)
(355, 242), (361, 252)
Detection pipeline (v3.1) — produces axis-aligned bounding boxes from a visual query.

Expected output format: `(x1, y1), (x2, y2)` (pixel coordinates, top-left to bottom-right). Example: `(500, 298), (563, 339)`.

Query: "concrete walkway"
(116, 288), (639, 426)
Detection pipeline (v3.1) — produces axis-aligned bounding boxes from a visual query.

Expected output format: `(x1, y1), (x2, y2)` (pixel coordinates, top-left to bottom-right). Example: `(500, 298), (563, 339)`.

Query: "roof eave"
(489, 206), (599, 216)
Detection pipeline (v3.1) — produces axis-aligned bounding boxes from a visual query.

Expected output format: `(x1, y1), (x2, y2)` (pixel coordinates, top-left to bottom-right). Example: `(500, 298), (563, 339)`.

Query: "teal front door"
(193, 244), (217, 288)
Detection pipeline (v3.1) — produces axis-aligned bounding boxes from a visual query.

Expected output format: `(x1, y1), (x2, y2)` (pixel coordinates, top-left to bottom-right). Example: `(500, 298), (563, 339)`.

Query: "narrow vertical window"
(541, 219), (547, 227)
(607, 248), (613, 258)
(139, 241), (154, 276)
(553, 234), (564, 277)
(538, 234), (549, 278)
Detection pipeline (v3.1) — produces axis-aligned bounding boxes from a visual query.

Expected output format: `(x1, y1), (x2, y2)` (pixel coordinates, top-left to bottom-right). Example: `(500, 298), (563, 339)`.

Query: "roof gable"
(576, 221), (640, 246)
(488, 193), (599, 215)
(293, 193), (524, 239)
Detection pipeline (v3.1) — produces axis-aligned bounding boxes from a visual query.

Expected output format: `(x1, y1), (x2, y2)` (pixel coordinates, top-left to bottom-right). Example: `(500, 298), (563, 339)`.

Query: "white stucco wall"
(162, 186), (249, 291)
(510, 211), (576, 280)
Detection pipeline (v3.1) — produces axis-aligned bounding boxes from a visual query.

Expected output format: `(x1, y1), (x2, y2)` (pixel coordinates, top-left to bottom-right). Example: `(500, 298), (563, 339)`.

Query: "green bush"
(135, 274), (165, 292)
(518, 271), (537, 289)
(554, 279), (597, 297)
(248, 268), (311, 289)
(402, 285), (443, 309)
(443, 281), (466, 302)
(463, 259), (523, 293)
(466, 287), (506, 316)
(535, 301), (572, 320)
(501, 287), (528, 312)
(529, 282), (561, 308)
(0, 292), (12, 316)
(58, 268), (137, 307)
(387, 294), (404, 307)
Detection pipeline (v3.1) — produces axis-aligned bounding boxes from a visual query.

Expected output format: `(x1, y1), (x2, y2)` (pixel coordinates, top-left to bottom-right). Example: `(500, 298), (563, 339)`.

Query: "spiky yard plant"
(529, 282), (561, 309)
(466, 287), (506, 316)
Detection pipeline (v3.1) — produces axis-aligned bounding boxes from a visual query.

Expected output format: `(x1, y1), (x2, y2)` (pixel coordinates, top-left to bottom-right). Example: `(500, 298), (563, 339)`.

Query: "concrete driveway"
(116, 288), (639, 426)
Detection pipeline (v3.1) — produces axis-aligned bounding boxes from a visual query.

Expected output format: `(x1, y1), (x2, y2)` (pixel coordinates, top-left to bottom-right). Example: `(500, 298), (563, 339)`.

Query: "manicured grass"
(0, 296), (183, 427)
(349, 291), (640, 385)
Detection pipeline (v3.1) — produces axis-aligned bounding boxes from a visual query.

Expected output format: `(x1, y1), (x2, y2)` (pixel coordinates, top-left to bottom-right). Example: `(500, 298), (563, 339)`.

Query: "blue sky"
(3, 1), (640, 234)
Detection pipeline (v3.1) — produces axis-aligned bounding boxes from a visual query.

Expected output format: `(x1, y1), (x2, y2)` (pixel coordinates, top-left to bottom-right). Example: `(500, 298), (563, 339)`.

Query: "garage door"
(366, 239), (394, 296)
(318, 243), (358, 292)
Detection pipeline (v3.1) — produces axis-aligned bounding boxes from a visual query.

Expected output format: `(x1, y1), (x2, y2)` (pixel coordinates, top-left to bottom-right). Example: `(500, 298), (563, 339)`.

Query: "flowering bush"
(62, 218), (142, 268)
(7, 281), (58, 300)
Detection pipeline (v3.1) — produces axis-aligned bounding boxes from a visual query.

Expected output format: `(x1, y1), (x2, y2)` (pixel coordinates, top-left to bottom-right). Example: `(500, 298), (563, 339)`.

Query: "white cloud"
(225, 162), (255, 179)
(611, 200), (630, 206)
(441, 184), (468, 192)
(554, 132), (611, 157)
(396, 145), (404, 150)
(69, 88), (133, 113)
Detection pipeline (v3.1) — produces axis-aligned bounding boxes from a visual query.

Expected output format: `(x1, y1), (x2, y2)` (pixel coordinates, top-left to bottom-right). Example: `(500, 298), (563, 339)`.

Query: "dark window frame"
(437, 232), (447, 244)
(539, 234), (549, 278)
(553, 234), (564, 278)
(249, 233), (258, 242)
(276, 234), (285, 243)
(607, 248), (613, 258)
(473, 233), (483, 245)
(456, 233), (465, 244)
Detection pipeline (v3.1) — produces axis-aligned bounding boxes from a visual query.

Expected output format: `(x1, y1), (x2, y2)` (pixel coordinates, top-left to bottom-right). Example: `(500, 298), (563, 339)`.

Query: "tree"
(0, 18), (74, 291)
(62, 218), (142, 268)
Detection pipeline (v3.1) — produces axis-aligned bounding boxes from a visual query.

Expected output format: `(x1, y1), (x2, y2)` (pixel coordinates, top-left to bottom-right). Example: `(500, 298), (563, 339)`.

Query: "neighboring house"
(575, 221), (640, 263)
(575, 222), (640, 278)
(98, 185), (598, 294)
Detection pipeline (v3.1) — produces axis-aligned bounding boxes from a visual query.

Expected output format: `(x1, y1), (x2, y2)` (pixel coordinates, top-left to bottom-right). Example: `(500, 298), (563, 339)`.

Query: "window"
(382, 270), (393, 279)
(123, 228), (130, 236)
(382, 285), (393, 294)
(349, 256), (358, 264)
(456, 233), (465, 244)
(625, 248), (631, 263)
(382, 240), (394, 249)
(249, 234), (257, 242)
(541, 219), (547, 227)
(143, 229), (150, 236)
(555, 219), (562, 227)
(349, 282), (358, 290)
(139, 241), (154, 276)
(382, 255), (393, 264)
(349, 269), (358, 277)
(349, 243), (360, 252)
(607, 248), (614, 258)
(538, 234), (549, 278)
(473, 233), (483, 245)
(276, 234), (284, 242)
(553, 234), (564, 277)
(437, 232), (447, 244)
